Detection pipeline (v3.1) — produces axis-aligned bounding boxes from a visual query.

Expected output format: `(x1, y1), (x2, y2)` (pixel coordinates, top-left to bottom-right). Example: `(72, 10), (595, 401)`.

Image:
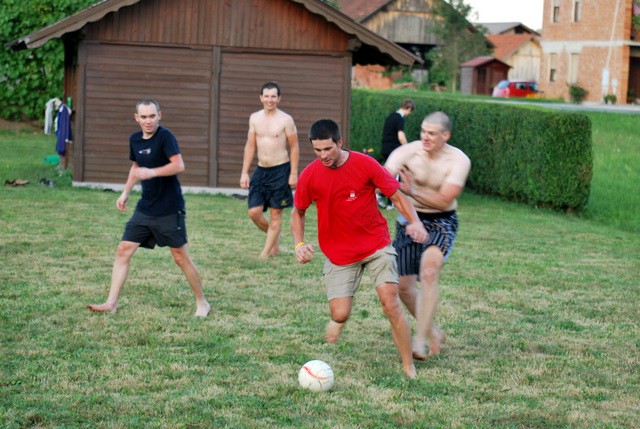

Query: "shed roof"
(476, 22), (541, 36)
(460, 56), (510, 68)
(336, 0), (391, 21)
(487, 34), (539, 61)
(7, 0), (421, 66)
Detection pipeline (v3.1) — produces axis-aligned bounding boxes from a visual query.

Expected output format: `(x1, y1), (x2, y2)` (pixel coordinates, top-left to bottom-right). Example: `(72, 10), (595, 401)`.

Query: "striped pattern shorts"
(393, 211), (459, 276)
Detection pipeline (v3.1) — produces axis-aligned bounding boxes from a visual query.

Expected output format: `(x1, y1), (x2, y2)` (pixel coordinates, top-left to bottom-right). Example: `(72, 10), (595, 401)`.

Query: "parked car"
(492, 80), (540, 98)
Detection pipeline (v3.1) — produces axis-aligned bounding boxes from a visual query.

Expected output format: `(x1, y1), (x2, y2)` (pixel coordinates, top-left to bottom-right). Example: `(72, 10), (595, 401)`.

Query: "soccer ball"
(298, 360), (334, 392)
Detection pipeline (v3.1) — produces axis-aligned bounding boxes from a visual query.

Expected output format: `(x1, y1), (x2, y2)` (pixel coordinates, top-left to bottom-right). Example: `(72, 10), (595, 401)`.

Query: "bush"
(350, 89), (593, 211)
(569, 84), (588, 104)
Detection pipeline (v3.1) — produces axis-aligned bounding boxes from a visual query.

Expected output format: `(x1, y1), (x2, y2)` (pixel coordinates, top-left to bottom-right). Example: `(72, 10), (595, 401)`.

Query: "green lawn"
(1, 122), (638, 428)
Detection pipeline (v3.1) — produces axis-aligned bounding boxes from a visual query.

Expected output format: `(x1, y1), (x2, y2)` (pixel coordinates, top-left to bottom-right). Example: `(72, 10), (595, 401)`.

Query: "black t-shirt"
(129, 126), (185, 216)
(381, 111), (405, 159)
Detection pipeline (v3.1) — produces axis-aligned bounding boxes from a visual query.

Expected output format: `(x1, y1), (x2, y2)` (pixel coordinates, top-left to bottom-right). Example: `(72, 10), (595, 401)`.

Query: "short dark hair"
(401, 98), (415, 111)
(261, 81), (281, 96)
(308, 119), (341, 143)
(136, 99), (160, 113)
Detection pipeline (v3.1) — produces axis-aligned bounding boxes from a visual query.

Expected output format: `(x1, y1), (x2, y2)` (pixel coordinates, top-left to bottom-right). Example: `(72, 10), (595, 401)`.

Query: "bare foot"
(195, 301), (211, 317)
(404, 363), (417, 379)
(412, 338), (428, 361)
(269, 240), (280, 257)
(325, 320), (345, 343)
(87, 302), (117, 313)
(429, 327), (446, 355)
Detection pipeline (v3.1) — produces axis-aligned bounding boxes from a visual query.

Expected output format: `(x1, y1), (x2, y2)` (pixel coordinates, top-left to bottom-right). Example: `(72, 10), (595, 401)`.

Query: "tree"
(427, 0), (490, 92)
(0, 0), (95, 121)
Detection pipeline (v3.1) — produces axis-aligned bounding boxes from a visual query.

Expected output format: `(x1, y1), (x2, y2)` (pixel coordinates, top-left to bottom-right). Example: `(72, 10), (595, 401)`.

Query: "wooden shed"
(460, 56), (510, 96)
(9, 0), (419, 190)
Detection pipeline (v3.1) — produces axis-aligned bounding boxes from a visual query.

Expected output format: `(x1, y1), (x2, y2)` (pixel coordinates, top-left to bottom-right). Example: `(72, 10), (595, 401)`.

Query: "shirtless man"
(240, 81), (299, 259)
(385, 111), (471, 360)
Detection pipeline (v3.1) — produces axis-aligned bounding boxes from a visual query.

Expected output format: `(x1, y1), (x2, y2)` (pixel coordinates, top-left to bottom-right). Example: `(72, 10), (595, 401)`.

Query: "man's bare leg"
(326, 297), (351, 342)
(398, 275), (419, 317)
(171, 244), (210, 317)
(377, 283), (417, 379)
(412, 247), (445, 360)
(87, 241), (139, 313)
(261, 208), (282, 259)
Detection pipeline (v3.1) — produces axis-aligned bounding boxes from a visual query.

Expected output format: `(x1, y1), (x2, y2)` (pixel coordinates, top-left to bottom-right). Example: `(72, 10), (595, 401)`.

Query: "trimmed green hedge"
(350, 89), (592, 212)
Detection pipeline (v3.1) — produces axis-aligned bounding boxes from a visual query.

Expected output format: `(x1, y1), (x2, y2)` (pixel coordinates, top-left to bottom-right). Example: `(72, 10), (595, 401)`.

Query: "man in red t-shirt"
(291, 119), (427, 379)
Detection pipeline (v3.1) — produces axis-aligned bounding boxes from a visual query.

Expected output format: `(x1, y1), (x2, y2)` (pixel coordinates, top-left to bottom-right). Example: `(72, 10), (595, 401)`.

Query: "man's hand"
(398, 167), (414, 196)
(134, 167), (157, 181)
(405, 221), (427, 243)
(295, 243), (315, 264)
(240, 173), (250, 190)
(116, 193), (129, 211)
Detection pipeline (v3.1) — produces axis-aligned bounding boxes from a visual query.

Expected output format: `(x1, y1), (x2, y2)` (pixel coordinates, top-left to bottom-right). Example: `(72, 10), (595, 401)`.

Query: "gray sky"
(465, 0), (544, 30)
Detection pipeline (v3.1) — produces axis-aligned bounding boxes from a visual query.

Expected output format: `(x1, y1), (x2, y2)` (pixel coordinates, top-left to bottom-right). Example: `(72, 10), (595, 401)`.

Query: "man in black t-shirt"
(378, 99), (415, 208)
(87, 99), (210, 317)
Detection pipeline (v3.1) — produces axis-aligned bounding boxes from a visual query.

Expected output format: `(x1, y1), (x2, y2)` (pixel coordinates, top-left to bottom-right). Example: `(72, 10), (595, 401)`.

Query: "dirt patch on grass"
(0, 118), (41, 131)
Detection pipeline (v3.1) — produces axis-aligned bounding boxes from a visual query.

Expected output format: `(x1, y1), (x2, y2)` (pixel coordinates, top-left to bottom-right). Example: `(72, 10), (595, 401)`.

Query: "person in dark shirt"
(87, 99), (210, 317)
(378, 99), (415, 208)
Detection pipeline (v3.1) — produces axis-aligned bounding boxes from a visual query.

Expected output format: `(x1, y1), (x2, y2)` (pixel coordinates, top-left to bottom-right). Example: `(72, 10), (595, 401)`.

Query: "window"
(549, 53), (558, 82)
(553, 0), (560, 22)
(569, 53), (580, 84)
(574, 0), (582, 22)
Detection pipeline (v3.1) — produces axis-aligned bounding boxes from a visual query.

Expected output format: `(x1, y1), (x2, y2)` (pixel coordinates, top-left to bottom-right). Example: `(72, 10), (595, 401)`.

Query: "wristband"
(295, 241), (305, 251)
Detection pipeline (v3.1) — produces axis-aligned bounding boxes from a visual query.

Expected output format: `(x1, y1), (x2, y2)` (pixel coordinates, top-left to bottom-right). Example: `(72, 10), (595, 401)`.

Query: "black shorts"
(393, 211), (459, 276)
(122, 210), (188, 249)
(247, 162), (293, 212)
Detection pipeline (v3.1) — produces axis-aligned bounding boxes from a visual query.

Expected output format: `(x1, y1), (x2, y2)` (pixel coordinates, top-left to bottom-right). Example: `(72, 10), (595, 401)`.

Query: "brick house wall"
(539, 0), (639, 103)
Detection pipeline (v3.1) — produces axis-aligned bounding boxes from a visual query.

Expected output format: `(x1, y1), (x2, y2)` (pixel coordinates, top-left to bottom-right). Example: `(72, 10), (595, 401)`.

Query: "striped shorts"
(393, 211), (459, 276)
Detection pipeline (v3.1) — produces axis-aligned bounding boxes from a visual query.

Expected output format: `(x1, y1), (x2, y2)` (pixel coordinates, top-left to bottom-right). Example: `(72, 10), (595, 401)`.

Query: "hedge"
(350, 89), (592, 212)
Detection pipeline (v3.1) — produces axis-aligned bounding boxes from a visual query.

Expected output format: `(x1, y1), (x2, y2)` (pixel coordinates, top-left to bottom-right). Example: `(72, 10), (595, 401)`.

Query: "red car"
(492, 80), (540, 98)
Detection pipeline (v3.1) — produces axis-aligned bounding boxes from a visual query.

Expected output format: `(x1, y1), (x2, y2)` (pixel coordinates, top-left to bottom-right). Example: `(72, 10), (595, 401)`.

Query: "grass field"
(1, 120), (639, 428)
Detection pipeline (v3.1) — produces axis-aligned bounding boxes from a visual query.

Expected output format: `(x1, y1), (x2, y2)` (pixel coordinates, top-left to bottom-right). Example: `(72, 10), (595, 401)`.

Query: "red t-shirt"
(294, 151), (400, 265)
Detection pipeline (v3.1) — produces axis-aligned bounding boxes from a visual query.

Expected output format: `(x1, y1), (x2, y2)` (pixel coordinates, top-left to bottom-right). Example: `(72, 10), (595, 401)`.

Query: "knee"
(420, 266), (440, 286)
(172, 251), (189, 267)
(330, 309), (350, 324)
(115, 242), (136, 260)
(247, 208), (262, 222)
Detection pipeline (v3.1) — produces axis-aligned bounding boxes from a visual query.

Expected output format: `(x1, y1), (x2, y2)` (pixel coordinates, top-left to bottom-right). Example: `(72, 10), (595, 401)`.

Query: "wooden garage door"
(82, 43), (213, 186)
(216, 52), (348, 188)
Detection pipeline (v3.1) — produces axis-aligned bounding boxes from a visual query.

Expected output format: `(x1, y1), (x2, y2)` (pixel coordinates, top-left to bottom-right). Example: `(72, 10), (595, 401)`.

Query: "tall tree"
(427, 0), (489, 92)
(0, 0), (95, 121)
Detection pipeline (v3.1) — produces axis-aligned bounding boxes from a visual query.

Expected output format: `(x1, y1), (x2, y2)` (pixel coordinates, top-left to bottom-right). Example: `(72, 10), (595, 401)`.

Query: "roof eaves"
(291, 0), (422, 66)
(6, 0), (141, 50)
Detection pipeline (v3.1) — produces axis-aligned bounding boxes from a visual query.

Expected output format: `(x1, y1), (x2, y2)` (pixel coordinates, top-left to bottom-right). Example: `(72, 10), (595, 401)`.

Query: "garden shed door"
(79, 43), (214, 186)
(215, 51), (349, 188)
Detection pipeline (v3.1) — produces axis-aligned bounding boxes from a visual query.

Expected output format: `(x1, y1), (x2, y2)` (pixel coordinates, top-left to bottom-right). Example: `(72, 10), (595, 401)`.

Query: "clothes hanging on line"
(56, 104), (72, 156)
(44, 98), (62, 135)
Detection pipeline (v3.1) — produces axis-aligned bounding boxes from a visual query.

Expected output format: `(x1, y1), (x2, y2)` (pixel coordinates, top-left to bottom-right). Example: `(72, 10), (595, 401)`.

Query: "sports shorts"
(394, 211), (459, 276)
(247, 162), (293, 212)
(323, 245), (398, 301)
(122, 210), (188, 249)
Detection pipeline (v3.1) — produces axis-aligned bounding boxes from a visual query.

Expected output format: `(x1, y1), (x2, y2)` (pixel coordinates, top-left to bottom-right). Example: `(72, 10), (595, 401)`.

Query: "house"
(335, 0), (483, 89)
(460, 56), (510, 95)
(8, 0), (420, 189)
(539, 0), (640, 103)
(487, 33), (541, 82)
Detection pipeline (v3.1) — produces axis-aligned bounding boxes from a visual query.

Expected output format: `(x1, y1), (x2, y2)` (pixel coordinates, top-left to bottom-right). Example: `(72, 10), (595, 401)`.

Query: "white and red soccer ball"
(298, 360), (334, 392)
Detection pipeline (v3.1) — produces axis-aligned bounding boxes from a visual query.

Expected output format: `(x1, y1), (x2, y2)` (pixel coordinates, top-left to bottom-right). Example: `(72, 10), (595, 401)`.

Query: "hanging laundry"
(56, 104), (72, 156)
(44, 98), (62, 135)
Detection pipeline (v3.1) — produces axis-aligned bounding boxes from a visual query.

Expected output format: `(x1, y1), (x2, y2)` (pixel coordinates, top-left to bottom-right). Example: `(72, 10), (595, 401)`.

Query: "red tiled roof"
(487, 34), (537, 61)
(335, 0), (391, 21)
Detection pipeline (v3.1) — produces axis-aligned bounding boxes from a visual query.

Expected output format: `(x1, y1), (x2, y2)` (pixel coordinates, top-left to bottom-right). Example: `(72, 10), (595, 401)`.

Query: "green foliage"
(427, 0), (490, 92)
(569, 83), (588, 104)
(0, 0), (95, 121)
(350, 89), (593, 211)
